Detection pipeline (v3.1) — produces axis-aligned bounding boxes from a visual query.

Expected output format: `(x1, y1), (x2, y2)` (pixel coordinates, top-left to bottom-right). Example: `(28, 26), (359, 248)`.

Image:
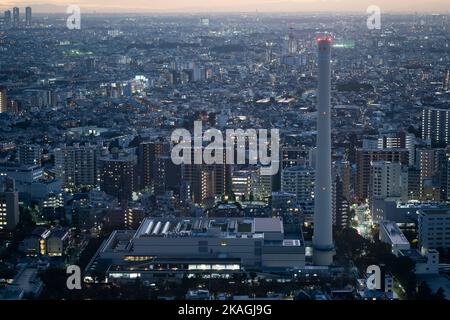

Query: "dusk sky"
(1, 0), (450, 13)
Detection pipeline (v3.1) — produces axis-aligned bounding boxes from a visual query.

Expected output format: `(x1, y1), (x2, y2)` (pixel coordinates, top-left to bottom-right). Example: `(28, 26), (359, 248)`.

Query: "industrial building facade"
(84, 217), (305, 282)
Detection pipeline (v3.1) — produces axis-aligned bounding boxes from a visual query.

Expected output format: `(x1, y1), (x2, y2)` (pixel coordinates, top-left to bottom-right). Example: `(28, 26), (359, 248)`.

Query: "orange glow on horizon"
(0, 0), (450, 13)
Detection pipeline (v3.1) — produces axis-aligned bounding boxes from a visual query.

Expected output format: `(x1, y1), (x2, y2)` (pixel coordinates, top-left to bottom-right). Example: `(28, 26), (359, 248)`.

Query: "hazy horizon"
(1, 0), (450, 14)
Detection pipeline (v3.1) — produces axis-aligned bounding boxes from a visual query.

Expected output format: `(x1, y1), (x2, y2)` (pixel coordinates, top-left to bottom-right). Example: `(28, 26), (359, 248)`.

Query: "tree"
(128, 135), (143, 148)
(388, 256), (415, 281)
(416, 281), (434, 300)
(403, 273), (418, 299)
(335, 227), (367, 261)
(434, 288), (446, 300)
(208, 112), (217, 126)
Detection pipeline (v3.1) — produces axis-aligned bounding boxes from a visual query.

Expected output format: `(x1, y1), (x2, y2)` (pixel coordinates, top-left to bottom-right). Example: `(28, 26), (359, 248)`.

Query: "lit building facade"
(84, 217), (305, 282)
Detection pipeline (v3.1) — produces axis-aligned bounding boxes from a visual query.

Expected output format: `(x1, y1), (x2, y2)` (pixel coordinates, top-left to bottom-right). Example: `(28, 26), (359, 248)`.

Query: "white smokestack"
(313, 37), (335, 266)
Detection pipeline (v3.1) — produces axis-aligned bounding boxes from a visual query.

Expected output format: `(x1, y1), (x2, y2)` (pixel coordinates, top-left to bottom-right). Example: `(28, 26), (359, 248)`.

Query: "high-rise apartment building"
(181, 161), (231, 207)
(54, 143), (104, 187)
(152, 155), (181, 195)
(138, 140), (169, 191)
(422, 108), (450, 146)
(332, 176), (350, 229)
(370, 161), (408, 201)
(99, 151), (137, 202)
(281, 166), (315, 203)
(417, 148), (446, 201)
(355, 148), (409, 200)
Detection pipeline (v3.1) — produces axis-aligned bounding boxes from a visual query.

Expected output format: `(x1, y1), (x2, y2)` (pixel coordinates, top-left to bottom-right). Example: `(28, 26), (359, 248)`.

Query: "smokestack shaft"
(313, 39), (334, 260)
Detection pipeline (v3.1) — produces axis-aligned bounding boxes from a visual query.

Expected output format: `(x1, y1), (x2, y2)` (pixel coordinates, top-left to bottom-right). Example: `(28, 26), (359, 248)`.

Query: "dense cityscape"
(0, 4), (450, 302)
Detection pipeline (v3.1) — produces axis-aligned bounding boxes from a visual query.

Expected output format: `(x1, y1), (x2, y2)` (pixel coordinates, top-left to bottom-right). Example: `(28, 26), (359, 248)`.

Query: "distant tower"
(265, 42), (274, 64)
(4, 10), (12, 26)
(288, 24), (297, 56)
(313, 37), (334, 266)
(26, 7), (32, 27)
(12, 7), (19, 26)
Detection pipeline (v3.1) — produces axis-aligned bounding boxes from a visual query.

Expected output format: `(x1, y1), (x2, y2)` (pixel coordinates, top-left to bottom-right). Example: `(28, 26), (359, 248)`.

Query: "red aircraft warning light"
(316, 36), (333, 43)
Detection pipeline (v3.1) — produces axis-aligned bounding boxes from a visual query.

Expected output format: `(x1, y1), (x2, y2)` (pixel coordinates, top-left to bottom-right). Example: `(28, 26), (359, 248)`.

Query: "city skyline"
(0, 3), (449, 302)
(1, 0), (450, 13)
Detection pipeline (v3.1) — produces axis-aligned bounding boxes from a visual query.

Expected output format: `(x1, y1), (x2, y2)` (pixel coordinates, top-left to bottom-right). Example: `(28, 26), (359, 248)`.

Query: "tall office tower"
(287, 25), (297, 56)
(138, 140), (169, 191)
(12, 7), (19, 26)
(355, 148), (409, 200)
(18, 144), (42, 166)
(0, 86), (7, 113)
(443, 69), (449, 92)
(4, 10), (12, 26)
(281, 166), (315, 203)
(25, 7), (32, 27)
(99, 151), (137, 203)
(422, 108), (450, 146)
(313, 37), (334, 266)
(0, 176), (20, 232)
(54, 143), (104, 187)
(417, 148), (446, 201)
